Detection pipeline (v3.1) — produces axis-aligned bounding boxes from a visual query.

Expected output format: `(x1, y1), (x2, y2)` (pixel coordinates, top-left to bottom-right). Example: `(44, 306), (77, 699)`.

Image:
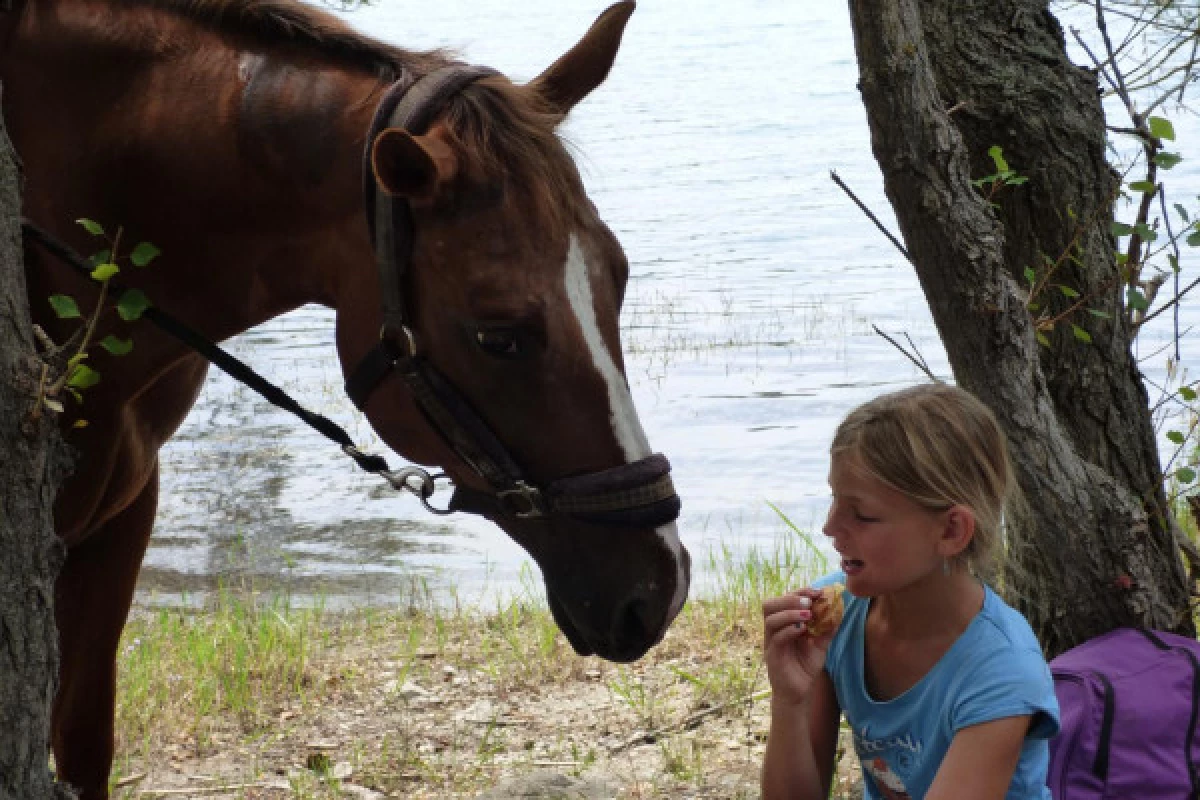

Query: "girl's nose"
(822, 506), (840, 539)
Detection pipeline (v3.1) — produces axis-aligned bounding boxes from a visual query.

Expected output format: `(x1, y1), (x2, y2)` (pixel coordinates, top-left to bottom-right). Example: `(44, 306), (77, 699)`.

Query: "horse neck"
(9, 0), (437, 341)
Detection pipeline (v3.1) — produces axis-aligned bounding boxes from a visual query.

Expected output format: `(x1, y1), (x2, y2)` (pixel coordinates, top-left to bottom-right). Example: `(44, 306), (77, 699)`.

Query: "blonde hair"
(830, 383), (1013, 578)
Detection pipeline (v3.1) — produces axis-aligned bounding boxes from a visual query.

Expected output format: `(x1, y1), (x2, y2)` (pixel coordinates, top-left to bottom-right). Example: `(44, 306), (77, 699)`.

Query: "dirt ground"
(111, 613), (864, 800)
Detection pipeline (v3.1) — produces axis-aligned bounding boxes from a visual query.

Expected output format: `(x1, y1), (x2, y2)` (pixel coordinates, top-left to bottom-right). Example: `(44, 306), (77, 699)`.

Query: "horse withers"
(0, 0), (690, 796)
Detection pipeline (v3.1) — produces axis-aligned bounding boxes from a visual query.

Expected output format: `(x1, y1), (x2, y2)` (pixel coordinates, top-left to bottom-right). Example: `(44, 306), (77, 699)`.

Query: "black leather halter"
(345, 65), (681, 527)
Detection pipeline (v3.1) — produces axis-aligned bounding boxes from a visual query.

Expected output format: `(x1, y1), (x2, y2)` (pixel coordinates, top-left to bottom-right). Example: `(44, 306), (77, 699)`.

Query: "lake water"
(137, 1), (1200, 609)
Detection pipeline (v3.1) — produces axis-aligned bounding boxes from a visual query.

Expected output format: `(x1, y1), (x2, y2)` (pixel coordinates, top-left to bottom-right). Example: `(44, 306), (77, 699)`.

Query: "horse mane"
(445, 76), (583, 229)
(122, 0), (584, 225)
(121, 0), (445, 79)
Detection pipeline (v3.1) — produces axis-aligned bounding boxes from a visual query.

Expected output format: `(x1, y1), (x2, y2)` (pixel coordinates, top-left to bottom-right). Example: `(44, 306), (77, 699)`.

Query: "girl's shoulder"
(973, 584), (1044, 655)
(950, 586), (1054, 692)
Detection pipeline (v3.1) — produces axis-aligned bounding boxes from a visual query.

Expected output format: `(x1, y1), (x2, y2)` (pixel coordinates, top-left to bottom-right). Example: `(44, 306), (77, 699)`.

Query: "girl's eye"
(853, 510), (879, 523)
(475, 328), (521, 357)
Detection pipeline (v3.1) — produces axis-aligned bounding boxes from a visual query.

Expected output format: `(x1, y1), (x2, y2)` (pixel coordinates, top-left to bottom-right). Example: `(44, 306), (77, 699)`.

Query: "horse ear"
(530, 1), (635, 117)
(371, 127), (458, 201)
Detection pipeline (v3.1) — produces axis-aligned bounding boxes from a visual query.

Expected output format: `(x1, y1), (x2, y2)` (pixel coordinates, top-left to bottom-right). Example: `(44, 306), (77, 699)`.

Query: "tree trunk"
(0, 97), (74, 798)
(846, 0), (1194, 657)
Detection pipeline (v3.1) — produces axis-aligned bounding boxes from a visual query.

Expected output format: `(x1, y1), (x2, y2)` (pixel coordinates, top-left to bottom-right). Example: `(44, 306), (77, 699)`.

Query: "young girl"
(761, 384), (1059, 800)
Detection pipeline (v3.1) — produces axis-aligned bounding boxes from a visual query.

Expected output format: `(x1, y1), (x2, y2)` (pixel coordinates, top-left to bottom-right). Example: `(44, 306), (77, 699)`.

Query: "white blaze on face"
(563, 234), (689, 619)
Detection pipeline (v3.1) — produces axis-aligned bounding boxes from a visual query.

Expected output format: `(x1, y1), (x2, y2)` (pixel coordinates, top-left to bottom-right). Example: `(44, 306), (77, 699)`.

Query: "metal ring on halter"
(381, 466), (436, 497)
(417, 472), (454, 516)
(380, 323), (418, 359)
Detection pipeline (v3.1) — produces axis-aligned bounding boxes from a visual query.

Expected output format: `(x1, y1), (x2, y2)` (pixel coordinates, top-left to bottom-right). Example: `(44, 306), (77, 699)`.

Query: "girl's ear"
(939, 506), (976, 559)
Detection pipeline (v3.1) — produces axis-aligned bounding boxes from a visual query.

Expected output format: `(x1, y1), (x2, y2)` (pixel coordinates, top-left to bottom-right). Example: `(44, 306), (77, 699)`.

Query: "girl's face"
(822, 452), (951, 596)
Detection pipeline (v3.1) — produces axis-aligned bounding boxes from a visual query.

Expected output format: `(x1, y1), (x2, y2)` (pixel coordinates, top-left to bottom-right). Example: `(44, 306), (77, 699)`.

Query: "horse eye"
(475, 328), (521, 357)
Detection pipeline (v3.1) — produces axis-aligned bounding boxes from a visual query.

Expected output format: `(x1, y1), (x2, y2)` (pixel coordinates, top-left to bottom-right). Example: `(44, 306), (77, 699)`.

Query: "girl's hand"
(762, 588), (835, 708)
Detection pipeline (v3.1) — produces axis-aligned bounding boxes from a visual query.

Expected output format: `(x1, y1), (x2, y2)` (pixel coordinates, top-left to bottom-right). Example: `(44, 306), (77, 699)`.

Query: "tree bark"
(846, 0), (1193, 657)
(0, 97), (74, 798)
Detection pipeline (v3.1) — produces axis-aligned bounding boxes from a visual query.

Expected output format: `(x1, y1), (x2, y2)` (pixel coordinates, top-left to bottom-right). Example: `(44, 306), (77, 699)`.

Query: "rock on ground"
(473, 771), (619, 799)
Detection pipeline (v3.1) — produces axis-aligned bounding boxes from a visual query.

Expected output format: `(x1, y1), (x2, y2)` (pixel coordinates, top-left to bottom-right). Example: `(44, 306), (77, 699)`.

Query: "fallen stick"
(608, 688), (772, 754)
(139, 783), (265, 797)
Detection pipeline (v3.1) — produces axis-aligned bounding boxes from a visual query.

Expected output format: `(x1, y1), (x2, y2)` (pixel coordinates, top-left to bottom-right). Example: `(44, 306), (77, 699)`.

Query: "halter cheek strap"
(346, 65), (681, 527)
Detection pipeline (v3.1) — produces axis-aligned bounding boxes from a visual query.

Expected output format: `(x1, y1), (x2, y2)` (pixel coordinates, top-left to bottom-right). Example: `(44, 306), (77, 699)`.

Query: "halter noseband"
(345, 65), (681, 528)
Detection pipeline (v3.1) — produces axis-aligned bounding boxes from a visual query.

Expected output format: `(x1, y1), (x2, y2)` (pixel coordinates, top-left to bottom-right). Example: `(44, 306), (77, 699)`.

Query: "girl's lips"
(842, 558), (865, 576)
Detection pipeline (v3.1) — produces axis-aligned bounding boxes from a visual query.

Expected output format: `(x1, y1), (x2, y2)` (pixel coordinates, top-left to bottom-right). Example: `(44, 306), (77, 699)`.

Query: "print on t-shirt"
(856, 724), (918, 800)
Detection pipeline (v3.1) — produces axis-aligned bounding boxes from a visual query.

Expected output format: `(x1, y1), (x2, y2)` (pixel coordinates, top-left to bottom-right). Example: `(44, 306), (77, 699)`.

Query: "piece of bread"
(806, 583), (845, 637)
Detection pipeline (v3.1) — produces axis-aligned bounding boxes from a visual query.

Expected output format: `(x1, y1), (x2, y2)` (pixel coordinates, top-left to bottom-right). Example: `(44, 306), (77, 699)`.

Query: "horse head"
(335, 2), (690, 662)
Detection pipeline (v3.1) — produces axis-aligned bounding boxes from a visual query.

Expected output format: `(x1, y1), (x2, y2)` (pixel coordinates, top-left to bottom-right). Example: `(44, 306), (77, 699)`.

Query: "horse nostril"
(612, 595), (656, 656)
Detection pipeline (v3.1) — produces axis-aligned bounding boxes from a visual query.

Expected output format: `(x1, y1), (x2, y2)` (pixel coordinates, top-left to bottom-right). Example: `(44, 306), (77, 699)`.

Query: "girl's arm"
(925, 715), (1031, 800)
(761, 661), (842, 799)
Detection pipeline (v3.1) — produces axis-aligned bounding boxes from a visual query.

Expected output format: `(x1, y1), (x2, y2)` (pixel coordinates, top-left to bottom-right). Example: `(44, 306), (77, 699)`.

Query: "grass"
(108, 528), (861, 799)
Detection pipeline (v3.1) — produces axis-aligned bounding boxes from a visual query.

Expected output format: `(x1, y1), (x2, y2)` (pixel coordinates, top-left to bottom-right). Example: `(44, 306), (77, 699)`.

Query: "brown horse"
(0, 0), (691, 796)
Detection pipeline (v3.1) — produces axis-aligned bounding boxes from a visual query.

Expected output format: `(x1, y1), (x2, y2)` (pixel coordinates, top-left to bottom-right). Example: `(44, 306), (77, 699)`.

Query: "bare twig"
(872, 325), (942, 383)
(830, 170), (912, 263)
(139, 784), (265, 797)
(1155, 186), (1182, 358)
(608, 689), (771, 754)
(114, 773), (147, 789)
(1139, 274), (1200, 327)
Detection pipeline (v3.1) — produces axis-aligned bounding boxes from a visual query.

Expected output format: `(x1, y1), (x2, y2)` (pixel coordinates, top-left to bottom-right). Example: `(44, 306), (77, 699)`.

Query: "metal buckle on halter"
(497, 481), (547, 519)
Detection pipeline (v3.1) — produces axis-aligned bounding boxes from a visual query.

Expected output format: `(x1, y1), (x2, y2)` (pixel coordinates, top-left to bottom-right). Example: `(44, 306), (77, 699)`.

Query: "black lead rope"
(17, 219), (442, 499)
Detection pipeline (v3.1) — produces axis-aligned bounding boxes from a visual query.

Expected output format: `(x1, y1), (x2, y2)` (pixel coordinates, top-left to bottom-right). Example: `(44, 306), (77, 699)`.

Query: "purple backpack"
(1047, 627), (1200, 800)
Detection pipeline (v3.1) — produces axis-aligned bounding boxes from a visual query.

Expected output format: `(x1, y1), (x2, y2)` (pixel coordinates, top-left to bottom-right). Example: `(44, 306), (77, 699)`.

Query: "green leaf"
(90, 262), (119, 282)
(1127, 287), (1150, 312)
(1181, 386), (1198, 402)
(67, 364), (100, 390)
(130, 242), (161, 267)
(1071, 324), (1092, 343)
(1175, 203), (1190, 223)
(1134, 223), (1158, 243)
(1170, 254), (1181, 273)
(988, 145), (1010, 174)
(1178, 467), (1197, 484)
(1149, 116), (1176, 141)
(1024, 266), (1037, 285)
(1111, 221), (1135, 238)
(49, 294), (81, 319)
(1129, 180), (1157, 194)
(116, 289), (151, 321)
(1059, 285), (1080, 299)
(76, 218), (105, 236)
(1187, 228), (1200, 247)
(72, 419), (88, 429)
(1087, 308), (1113, 320)
(1035, 331), (1051, 348)
(99, 335), (133, 356)
(1168, 430), (1187, 445)
(88, 249), (112, 267)
(1155, 152), (1183, 169)
(1006, 175), (1029, 186)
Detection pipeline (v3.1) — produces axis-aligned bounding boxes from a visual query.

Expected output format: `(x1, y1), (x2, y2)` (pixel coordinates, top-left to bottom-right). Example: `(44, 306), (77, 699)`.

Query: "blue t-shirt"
(816, 573), (1060, 800)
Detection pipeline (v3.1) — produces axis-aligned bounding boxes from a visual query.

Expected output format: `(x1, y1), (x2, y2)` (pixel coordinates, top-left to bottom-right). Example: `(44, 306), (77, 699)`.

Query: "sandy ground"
(112, 628), (864, 799)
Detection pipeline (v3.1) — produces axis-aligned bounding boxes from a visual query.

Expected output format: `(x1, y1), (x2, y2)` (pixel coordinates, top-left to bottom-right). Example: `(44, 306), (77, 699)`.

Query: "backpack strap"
(1136, 628), (1200, 798)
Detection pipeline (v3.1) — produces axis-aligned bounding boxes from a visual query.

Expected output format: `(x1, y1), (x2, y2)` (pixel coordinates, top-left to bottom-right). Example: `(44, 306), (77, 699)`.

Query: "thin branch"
(1157, 186), (1183, 359)
(1179, 29), (1199, 103)
(872, 325), (942, 383)
(1139, 274), (1200, 326)
(830, 170), (912, 263)
(608, 688), (771, 754)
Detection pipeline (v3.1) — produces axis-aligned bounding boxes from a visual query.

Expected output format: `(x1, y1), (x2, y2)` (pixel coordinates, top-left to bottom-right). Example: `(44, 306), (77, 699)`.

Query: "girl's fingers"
(761, 592), (814, 617)
(764, 608), (812, 640)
